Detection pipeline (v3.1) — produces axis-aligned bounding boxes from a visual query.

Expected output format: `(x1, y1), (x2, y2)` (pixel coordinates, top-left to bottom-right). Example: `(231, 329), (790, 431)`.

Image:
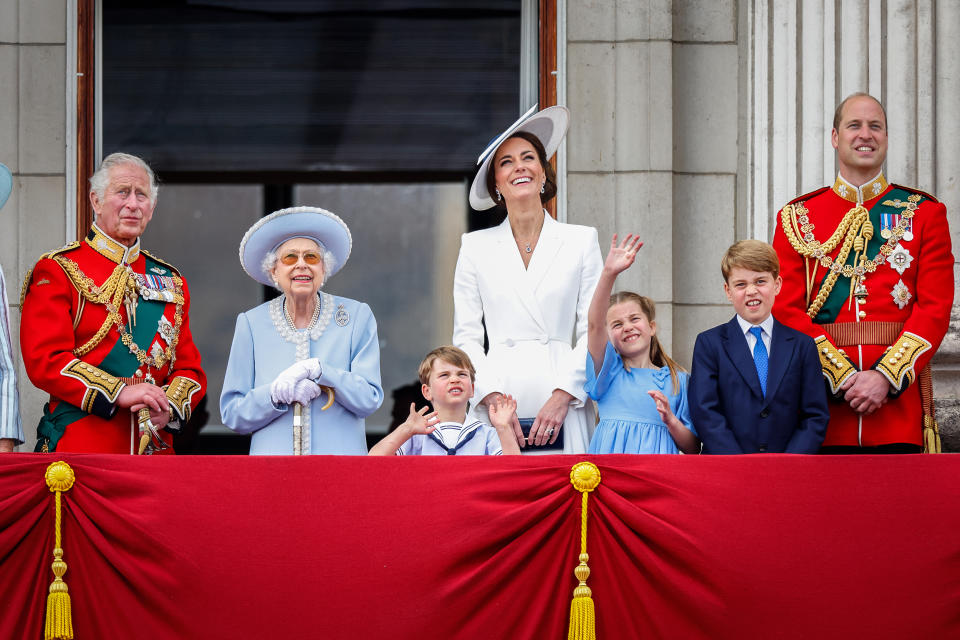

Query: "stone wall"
(0, 0), (69, 451)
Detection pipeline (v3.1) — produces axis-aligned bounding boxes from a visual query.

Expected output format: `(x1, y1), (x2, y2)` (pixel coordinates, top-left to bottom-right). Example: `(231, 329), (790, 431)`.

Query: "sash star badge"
(891, 280), (912, 309)
(886, 244), (913, 275)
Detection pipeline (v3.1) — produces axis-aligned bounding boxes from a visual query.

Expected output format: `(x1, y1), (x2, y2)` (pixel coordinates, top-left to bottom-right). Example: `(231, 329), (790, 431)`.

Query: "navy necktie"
(749, 326), (768, 396)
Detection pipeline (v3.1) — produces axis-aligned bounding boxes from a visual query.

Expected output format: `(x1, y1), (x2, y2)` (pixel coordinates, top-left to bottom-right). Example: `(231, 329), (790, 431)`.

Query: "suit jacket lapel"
(493, 218), (548, 331)
(720, 317), (763, 398)
(526, 213), (563, 292)
(762, 319), (794, 407)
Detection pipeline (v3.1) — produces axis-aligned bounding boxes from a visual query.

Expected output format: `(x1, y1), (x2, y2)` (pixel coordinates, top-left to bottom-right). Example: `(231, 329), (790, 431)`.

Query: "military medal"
(902, 217), (914, 241)
(880, 213), (894, 240)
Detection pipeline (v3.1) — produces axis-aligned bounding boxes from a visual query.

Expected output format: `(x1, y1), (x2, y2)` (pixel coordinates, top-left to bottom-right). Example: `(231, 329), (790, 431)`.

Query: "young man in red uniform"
(20, 153), (206, 453)
(772, 93), (953, 453)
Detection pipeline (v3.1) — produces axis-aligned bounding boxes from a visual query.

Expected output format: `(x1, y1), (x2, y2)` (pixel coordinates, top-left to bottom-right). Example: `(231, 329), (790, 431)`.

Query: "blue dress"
(585, 342), (695, 454)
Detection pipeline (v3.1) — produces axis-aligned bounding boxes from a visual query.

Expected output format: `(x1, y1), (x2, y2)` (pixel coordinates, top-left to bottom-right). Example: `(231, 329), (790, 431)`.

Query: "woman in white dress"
(453, 106), (602, 454)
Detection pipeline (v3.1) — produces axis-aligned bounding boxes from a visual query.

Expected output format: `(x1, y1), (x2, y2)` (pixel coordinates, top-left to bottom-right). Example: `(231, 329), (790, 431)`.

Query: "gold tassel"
(923, 416), (941, 454)
(568, 462), (601, 640)
(44, 461), (76, 640)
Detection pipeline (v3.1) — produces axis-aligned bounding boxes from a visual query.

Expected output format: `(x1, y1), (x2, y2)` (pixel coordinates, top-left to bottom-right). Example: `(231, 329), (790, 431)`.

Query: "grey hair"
(261, 240), (336, 290)
(89, 152), (159, 205)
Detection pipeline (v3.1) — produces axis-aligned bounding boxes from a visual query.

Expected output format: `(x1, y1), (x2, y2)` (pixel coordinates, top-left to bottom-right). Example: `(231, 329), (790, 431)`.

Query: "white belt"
(497, 335), (568, 347)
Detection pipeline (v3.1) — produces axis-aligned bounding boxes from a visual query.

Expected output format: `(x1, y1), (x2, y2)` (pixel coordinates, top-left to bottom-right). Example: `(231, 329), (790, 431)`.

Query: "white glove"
(291, 379), (324, 406)
(270, 358), (322, 405)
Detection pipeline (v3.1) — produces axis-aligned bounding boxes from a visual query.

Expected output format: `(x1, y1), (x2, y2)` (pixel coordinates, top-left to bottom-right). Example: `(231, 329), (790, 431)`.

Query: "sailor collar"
(832, 172), (888, 204)
(86, 222), (141, 264)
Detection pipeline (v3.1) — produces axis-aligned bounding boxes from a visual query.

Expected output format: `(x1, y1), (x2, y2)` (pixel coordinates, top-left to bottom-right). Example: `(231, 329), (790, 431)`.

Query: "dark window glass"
(103, 0), (521, 174)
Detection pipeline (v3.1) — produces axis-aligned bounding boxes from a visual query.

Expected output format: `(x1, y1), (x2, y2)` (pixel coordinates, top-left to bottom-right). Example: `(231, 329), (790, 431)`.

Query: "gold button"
(889, 358), (897, 364)
(858, 310), (866, 319)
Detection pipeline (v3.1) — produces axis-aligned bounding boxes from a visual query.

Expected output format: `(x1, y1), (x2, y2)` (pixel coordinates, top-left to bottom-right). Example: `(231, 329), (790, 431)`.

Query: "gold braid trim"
(780, 203), (867, 318)
(780, 196), (921, 319)
(875, 331), (931, 391)
(813, 336), (857, 394)
(165, 375), (201, 421)
(61, 359), (124, 404)
(51, 256), (185, 369)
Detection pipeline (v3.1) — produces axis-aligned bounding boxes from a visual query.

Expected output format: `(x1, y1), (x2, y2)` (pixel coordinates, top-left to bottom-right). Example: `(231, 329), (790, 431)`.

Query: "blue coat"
(690, 316), (829, 454)
(220, 293), (383, 455)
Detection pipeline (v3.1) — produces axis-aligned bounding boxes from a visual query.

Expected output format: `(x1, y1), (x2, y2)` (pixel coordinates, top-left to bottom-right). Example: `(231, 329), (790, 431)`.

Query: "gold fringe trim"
(568, 462), (601, 640)
(44, 461), (76, 640)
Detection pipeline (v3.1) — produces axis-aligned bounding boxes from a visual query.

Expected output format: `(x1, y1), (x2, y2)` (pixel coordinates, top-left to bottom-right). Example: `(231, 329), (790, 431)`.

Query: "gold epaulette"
(140, 249), (182, 277)
(814, 335), (857, 394)
(19, 241), (82, 308)
(875, 332), (932, 391)
(890, 184), (938, 203)
(785, 186), (830, 207)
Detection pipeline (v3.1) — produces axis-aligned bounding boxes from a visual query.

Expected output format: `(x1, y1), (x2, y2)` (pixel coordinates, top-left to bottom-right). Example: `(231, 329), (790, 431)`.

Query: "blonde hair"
(721, 239), (780, 281)
(608, 292), (684, 395)
(418, 346), (476, 385)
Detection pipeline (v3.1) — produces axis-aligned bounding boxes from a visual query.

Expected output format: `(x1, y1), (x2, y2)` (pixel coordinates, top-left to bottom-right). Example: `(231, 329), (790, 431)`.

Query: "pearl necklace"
(284, 294), (321, 330)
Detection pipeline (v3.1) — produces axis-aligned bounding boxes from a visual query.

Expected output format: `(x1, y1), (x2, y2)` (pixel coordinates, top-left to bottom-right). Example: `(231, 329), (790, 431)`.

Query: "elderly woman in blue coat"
(221, 206), (383, 454)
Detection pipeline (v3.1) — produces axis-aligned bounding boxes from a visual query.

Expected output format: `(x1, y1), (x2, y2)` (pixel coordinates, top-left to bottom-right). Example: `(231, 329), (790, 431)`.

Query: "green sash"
(813, 188), (921, 324)
(98, 255), (170, 376)
(34, 402), (85, 452)
(34, 256), (172, 451)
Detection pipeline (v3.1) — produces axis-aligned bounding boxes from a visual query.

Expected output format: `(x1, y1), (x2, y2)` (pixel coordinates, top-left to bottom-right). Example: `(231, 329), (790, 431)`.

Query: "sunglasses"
(279, 251), (323, 266)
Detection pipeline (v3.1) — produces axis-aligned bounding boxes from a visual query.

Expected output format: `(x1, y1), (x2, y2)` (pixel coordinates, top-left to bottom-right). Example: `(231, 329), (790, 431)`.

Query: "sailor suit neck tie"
(749, 326), (768, 396)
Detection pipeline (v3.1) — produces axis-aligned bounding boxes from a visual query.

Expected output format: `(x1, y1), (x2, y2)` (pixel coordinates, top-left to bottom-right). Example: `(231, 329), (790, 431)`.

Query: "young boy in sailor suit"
(369, 346), (520, 455)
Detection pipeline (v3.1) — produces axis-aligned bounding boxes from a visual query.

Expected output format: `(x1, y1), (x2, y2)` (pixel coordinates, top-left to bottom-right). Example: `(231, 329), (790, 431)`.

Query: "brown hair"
(832, 92), (887, 132)
(484, 131), (558, 208)
(608, 292), (684, 395)
(418, 345), (476, 385)
(721, 239), (780, 281)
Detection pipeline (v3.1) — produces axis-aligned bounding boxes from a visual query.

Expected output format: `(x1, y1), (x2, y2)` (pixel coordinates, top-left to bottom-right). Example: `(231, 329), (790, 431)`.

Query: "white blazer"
(453, 213), (602, 453)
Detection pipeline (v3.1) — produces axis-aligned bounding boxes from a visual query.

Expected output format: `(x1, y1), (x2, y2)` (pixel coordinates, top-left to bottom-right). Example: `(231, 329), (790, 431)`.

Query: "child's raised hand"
(647, 390), (677, 426)
(488, 394), (518, 431)
(603, 233), (644, 275)
(403, 403), (440, 435)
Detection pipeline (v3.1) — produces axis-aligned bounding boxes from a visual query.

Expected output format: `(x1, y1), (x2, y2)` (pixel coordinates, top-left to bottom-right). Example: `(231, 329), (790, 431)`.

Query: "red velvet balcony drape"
(1, 453), (958, 639)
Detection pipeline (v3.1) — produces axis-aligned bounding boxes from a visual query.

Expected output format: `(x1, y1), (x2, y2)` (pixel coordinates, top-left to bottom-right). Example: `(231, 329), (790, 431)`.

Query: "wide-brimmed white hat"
(239, 206), (352, 286)
(0, 163), (11, 211)
(468, 104), (570, 211)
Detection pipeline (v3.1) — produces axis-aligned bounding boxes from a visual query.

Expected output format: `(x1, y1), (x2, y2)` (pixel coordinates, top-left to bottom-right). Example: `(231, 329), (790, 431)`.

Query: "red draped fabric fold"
(1, 453), (958, 639)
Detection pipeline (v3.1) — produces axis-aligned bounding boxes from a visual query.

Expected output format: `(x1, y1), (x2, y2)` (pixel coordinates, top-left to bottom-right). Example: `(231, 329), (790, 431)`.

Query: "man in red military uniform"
(772, 93), (953, 453)
(20, 153), (206, 454)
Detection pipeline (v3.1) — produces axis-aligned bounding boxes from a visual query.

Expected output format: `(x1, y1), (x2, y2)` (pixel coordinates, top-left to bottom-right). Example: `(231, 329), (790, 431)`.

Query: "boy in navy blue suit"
(690, 240), (829, 453)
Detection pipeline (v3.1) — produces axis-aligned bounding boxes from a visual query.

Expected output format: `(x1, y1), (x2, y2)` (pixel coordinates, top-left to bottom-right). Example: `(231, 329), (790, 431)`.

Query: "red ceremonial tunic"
(772, 174), (953, 447)
(20, 224), (206, 453)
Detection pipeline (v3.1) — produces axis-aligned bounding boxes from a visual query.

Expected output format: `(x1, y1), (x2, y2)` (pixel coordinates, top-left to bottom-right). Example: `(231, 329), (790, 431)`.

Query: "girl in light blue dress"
(585, 234), (699, 454)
